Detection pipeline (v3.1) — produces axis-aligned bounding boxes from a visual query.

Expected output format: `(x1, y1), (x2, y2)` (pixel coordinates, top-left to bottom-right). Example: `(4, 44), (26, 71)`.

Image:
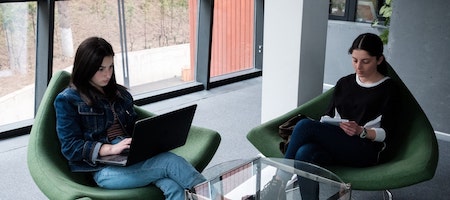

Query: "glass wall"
(52, 0), (194, 97)
(0, 0), (262, 135)
(0, 2), (37, 127)
(52, 0), (121, 76)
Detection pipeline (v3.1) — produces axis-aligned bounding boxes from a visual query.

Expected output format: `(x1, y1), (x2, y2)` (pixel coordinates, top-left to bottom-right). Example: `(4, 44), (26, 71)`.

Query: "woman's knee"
(295, 118), (314, 128)
(289, 119), (321, 144)
(150, 152), (186, 165)
(293, 118), (319, 134)
(295, 144), (332, 165)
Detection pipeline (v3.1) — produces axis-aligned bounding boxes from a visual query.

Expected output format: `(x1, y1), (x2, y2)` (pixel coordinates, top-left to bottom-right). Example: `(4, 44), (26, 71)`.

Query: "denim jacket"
(54, 87), (137, 172)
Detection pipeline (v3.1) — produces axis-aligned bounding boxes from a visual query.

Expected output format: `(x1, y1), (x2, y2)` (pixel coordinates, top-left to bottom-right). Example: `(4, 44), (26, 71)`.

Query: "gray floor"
(1, 76), (449, 199)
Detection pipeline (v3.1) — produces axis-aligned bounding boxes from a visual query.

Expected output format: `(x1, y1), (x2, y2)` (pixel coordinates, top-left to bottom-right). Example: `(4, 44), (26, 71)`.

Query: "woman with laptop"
(54, 37), (205, 199)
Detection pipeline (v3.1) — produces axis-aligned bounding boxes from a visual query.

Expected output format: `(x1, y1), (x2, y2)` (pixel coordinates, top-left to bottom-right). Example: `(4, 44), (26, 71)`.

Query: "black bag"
(278, 114), (306, 154)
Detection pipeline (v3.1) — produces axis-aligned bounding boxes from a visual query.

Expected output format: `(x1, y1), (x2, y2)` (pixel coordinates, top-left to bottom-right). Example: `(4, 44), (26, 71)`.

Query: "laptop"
(95, 104), (197, 166)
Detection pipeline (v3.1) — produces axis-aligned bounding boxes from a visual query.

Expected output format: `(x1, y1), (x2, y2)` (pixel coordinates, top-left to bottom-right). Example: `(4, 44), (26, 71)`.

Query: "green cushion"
(27, 70), (221, 200)
(247, 64), (439, 191)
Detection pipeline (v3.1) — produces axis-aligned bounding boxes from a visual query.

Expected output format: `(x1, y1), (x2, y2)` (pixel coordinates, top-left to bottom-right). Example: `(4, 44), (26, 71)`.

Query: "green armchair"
(28, 70), (221, 200)
(247, 64), (438, 193)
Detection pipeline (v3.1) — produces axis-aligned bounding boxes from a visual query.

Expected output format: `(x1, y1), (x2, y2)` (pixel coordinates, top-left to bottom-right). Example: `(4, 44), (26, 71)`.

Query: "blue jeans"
(278, 118), (381, 200)
(93, 152), (206, 200)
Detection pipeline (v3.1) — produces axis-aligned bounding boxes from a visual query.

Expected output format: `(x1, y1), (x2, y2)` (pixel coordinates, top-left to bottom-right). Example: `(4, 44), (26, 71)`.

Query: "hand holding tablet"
(320, 116), (349, 126)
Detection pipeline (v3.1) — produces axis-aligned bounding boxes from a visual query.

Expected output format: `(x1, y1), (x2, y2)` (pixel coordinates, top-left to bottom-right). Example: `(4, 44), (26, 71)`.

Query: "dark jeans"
(278, 118), (381, 200)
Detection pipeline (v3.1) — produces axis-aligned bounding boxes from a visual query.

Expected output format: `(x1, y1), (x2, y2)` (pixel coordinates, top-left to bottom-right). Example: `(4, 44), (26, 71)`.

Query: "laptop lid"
(96, 104), (197, 166)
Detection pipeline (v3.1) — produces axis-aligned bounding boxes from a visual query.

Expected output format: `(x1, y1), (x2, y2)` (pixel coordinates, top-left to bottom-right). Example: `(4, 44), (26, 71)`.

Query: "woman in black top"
(259, 33), (400, 200)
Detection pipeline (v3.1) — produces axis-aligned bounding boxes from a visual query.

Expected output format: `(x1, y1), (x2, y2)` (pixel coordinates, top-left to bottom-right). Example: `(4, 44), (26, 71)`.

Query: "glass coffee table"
(186, 157), (351, 200)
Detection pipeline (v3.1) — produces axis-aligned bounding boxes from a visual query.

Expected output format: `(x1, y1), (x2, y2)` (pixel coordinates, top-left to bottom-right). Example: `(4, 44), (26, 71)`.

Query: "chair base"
(383, 189), (393, 200)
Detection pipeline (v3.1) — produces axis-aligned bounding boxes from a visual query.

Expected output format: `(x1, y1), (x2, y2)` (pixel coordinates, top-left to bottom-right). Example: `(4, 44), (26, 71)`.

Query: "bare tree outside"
(57, 1), (74, 58)
(0, 3), (28, 74)
(0, 0), (193, 126)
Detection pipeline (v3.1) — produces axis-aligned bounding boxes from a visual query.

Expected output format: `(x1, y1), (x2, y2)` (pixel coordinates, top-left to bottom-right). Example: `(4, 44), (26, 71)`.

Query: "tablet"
(320, 116), (348, 126)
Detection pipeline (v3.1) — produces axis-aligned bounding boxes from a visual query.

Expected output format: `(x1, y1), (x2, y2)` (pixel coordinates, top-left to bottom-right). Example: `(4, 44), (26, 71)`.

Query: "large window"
(329, 0), (383, 23)
(52, 0), (195, 97)
(0, 2), (37, 127)
(0, 0), (262, 136)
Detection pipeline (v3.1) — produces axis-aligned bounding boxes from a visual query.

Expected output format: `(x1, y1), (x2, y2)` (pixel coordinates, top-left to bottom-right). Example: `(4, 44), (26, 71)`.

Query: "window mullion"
(35, 0), (55, 115)
(346, 0), (358, 21)
(195, 0), (214, 89)
(117, 0), (130, 88)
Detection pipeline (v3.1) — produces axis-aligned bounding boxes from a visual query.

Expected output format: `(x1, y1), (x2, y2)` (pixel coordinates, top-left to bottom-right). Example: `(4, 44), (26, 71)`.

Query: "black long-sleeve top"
(324, 73), (400, 143)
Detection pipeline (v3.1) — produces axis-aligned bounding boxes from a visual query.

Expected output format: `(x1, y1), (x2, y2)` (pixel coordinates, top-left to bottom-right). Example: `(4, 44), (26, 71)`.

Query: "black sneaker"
(258, 176), (286, 200)
(185, 188), (198, 200)
(241, 194), (255, 200)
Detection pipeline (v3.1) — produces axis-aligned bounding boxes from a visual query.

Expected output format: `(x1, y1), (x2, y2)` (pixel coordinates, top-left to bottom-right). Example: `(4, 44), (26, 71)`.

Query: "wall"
(261, 0), (328, 122)
(388, 0), (450, 134)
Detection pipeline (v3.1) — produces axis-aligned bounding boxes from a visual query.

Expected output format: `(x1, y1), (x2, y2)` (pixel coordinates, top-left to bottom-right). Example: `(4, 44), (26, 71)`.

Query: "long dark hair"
(348, 33), (388, 76)
(71, 37), (123, 105)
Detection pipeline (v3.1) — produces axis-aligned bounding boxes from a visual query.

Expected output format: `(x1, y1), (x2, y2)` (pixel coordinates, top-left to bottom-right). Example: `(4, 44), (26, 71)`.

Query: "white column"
(261, 0), (329, 122)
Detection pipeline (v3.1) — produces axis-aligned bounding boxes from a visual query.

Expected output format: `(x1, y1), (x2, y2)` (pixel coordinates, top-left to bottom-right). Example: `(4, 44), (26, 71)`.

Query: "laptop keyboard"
(108, 155), (127, 162)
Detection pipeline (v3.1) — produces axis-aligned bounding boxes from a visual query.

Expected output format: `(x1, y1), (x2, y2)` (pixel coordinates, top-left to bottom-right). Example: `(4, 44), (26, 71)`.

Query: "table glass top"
(187, 157), (351, 200)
